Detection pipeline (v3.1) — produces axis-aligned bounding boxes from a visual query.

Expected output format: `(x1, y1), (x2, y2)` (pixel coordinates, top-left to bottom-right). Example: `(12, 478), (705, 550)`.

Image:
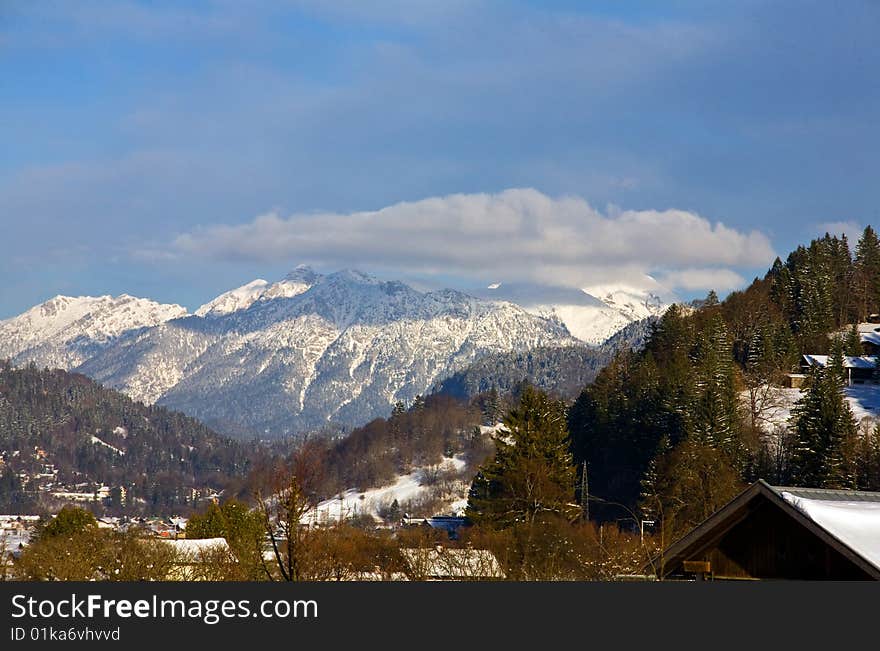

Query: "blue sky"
(1, 0), (878, 317)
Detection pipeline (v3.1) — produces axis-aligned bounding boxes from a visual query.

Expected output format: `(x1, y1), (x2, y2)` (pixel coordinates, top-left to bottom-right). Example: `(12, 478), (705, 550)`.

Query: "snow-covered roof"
(779, 488), (880, 571)
(159, 537), (230, 557)
(650, 480), (880, 579)
(861, 331), (880, 346)
(802, 354), (878, 369)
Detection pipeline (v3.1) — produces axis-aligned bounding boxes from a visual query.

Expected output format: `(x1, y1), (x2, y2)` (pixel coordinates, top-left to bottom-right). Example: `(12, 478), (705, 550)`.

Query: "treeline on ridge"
(0, 362), (260, 514)
(568, 227), (880, 538)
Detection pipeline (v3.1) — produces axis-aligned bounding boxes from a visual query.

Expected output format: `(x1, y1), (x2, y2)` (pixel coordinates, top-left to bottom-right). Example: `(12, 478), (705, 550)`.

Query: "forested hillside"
(436, 317), (659, 401)
(277, 394), (489, 503)
(0, 362), (258, 513)
(569, 228), (880, 538)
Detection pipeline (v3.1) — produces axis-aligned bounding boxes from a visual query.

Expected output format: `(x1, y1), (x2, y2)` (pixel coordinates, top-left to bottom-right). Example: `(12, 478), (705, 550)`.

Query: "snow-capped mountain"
(1, 267), (670, 438)
(194, 265), (318, 318)
(0, 294), (187, 369)
(473, 280), (671, 345)
(60, 268), (577, 436)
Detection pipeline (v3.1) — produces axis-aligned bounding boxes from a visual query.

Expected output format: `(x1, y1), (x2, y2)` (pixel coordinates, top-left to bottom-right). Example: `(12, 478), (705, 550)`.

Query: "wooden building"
(860, 329), (880, 356)
(801, 354), (879, 385)
(649, 480), (880, 580)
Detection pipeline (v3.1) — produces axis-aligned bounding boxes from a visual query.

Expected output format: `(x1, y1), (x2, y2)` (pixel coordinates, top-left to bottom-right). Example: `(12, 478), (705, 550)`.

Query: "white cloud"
(657, 269), (748, 293)
(165, 188), (775, 292)
(816, 220), (863, 244)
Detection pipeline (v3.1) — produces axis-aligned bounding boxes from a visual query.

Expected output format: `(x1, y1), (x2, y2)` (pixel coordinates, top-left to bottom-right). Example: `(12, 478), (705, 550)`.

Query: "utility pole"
(580, 461), (589, 522)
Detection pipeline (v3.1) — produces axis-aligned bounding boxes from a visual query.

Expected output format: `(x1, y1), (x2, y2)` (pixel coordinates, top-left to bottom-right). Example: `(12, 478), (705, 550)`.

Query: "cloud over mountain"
(169, 189), (775, 292)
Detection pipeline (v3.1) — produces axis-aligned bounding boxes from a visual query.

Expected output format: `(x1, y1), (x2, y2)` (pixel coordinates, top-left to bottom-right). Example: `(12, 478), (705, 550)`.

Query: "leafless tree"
(255, 472), (314, 582)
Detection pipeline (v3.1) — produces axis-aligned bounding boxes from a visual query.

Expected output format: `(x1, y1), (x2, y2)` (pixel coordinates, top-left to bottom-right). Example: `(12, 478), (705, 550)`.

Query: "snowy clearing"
(746, 384), (880, 433)
(90, 435), (125, 456)
(302, 455), (469, 525)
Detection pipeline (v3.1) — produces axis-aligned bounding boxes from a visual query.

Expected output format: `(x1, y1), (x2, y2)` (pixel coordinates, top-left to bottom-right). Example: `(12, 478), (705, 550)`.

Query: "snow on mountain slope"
(475, 280), (671, 345)
(73, 268), (577, 436)
(195, 265), (318, 318)
(0, 294), (187, 369)
(585, 284), (668, 322)
(195, 279), (269, 317)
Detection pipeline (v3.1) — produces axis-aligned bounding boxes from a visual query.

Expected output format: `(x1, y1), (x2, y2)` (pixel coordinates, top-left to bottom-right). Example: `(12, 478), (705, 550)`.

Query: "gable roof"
(648, 480), (880, 579)
(802, 354), (878, 369)
(160, 537), (230, 558)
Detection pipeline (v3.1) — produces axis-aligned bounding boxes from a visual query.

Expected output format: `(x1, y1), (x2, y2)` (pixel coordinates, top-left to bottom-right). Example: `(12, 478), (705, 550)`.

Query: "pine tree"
(704, 290), (720, 307)
(482, 388), (501, 425)
(828, 335), (848, 386)
(789, 363), (858, 488)
(466, 385), (578, 529)
(691, 314), (740, 459)
(853, 226), (880, 320)
(845, 322), (862, 356)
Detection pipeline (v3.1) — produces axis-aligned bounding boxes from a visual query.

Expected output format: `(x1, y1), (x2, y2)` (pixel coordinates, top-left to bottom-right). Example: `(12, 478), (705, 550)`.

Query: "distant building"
(648, 480), (880, 580)
(401, 515), (470, 539)
(801, 354), (879, 386)
(159, 537), (233, 580)
(784, 373), (807, 389)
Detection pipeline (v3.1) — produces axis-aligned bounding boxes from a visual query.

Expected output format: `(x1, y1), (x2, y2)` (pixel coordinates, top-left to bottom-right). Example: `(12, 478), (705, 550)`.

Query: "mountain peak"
(326, 269), (381, 285)
(284, 265), (320, 284)
(0, 293), (187, 369)
(195, 279), (270, 318)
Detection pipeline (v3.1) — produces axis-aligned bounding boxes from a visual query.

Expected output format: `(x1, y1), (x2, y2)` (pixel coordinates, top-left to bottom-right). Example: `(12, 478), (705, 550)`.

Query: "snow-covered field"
(302, 455), (470, 525)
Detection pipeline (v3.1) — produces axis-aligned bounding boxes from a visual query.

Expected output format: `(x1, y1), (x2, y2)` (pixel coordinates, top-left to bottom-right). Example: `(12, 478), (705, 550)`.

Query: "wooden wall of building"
(669, 498), (873, 580)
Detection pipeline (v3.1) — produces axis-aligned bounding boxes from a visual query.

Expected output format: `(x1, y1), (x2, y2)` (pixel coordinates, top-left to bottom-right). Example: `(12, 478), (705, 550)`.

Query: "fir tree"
(845, 322), (862, 356)
(482, 388), (501, 425)
(853, 226), (880, 320)
(789, 363), (858, 488)
(828, 335), (848, 386)
(466, 385), (578, 529)
(691, 314), (740, 459)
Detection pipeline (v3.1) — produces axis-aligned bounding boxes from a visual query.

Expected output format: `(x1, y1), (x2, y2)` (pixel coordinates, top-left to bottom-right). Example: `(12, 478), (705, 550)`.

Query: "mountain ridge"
(0, 267), (669, 438)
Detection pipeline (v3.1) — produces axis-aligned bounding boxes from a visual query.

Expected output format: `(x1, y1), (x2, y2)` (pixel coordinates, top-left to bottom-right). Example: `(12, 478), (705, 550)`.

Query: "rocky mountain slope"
(1, 267), (669, 438)
(3, 268), (577, 437)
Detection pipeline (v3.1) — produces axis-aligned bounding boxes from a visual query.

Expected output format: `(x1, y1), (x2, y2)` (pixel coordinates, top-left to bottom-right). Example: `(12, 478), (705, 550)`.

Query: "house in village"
(401, 515), (470, 540)
(0, 515), (39, 566)
(647, 480), (880, 580)
(159, 537), (234, 580)
(801, 354), (879, 386)
(858, 322), (880, 355)
(791, 322), (880, 387)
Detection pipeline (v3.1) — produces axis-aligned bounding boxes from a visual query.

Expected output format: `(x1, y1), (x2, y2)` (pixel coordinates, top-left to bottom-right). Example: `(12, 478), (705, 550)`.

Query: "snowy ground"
(302, 455), (470, 525)
(749, 384), (880, 433)
(90, 435), (124, 455)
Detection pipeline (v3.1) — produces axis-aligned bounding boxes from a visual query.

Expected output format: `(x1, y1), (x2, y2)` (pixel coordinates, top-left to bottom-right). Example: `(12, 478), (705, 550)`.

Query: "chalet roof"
(160, 537), (230, 558)
(647, 480), (880, 579)
(802, 354), (878, 369)
(774, 485), (880, 503)
(776, 487), (880, 570)
(861, 331), (880, 346)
